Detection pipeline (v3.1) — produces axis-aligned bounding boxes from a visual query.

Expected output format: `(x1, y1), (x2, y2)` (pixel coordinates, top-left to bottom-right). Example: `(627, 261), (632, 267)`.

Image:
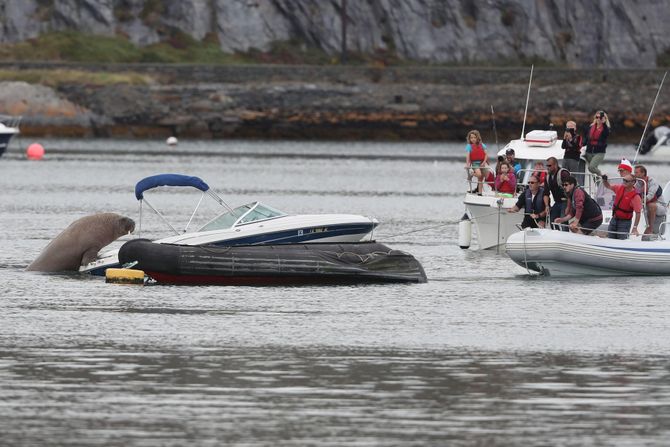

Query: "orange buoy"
(26, 143), (45, 160)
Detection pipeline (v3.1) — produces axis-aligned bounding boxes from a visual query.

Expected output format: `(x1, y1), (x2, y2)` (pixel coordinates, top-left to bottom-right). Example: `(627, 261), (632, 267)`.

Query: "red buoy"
(26, 143), (45, 160)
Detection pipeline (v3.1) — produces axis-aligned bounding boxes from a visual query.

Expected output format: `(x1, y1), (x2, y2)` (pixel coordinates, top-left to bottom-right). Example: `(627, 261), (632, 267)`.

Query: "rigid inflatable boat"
(118, 239), (427, 285)
(506, 227), (670, 277)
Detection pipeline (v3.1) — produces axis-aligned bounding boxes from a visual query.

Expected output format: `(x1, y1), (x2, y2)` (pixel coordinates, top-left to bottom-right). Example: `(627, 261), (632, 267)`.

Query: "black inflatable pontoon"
(118, 239), (427, 285)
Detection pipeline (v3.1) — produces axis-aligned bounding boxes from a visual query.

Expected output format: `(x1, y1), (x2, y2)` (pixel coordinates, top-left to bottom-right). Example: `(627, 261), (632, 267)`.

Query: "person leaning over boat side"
(464, 130), (489, 195)
(601, 173), (641, 239)
(633, 164), (667, 235)
(543, 157), (570, 230)
(554, 176), (603, 235)
(562, 120), (583, 184)
(583, 110), (610, 177)
(494, 161), (517, 196)
(507, 175), (546, 228)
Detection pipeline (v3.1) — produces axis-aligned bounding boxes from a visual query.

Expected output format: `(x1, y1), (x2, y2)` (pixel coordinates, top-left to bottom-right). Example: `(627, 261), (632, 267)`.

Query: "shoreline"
(1, 63), (669, 144)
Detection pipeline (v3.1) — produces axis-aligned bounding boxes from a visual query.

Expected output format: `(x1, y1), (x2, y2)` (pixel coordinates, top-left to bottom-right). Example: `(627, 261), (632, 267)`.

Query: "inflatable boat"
(118, 239), (427, 285)
(506, 227), (670, 276)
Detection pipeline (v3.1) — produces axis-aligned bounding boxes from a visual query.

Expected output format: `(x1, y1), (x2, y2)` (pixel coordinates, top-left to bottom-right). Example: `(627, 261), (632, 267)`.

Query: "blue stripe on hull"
(209, 223), (375, 246)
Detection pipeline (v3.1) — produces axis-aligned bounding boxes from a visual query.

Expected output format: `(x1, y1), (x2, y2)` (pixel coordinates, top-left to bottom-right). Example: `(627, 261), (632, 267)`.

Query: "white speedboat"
(81, 174), (379, 275)
(0, 115), (20, 156)
(462, 129), (599, 251)
(506, 226), (670, 277)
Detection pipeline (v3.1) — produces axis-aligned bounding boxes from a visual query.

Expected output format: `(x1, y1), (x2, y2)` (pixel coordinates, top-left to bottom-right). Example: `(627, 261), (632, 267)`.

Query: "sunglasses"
(562, 183), (570, 187)
(528, 181), (537, 184)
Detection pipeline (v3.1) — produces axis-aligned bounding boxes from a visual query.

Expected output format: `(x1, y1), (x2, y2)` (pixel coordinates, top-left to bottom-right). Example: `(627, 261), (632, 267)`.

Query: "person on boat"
(465, 130), (489, 195)
(543, 157), (570, 230)
(531, 161), (546, 184)
(494, 161), (517, 196)
(601, 171), (642, 239)
(505, 148), (522, 176)
(633, 164), (667, 235)
(553, 176), (603, 235)
(507, 174), (546, 228)
(583, 110), (610, 177)
(562, 120), (583, 184)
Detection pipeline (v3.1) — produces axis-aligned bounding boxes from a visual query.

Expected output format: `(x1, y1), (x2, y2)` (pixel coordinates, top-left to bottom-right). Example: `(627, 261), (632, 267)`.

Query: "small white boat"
(506, 226), (670, 277)
(81, 174), (379, 275)
(462, 129), (599, 250)
(0, 115), (20, 156)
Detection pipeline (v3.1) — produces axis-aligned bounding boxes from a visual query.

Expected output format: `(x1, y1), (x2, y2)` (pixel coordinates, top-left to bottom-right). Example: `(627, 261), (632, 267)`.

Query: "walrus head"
(118, 216), (136, 236)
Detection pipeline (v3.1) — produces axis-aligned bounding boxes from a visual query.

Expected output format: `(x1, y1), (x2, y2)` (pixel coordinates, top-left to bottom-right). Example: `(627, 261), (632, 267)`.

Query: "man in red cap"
(602, 171), (642, 239)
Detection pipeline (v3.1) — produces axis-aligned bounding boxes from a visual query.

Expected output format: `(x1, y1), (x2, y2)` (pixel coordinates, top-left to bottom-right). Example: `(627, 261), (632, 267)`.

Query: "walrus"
(27, 213), (135, 272)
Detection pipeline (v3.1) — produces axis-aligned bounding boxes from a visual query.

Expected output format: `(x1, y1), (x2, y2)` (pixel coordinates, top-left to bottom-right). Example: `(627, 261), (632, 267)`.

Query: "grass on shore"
(0, 69), (154, 86)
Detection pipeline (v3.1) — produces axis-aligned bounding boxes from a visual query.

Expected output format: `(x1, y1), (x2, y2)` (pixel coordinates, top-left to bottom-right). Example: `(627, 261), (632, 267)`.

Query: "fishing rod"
(634, 71), (667, 163)
(491, 105), (500, 152)
(520, 64), (534, 140)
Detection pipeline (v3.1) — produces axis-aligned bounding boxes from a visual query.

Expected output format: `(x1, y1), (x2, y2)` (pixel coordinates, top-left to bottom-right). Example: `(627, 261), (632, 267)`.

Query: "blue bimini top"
(134, 174), (210, 200)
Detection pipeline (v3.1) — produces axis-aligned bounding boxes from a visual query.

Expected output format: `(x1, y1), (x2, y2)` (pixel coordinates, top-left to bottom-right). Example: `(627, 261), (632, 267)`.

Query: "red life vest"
(469, 143), (486, 162)
(496, 175), (515, 194)
(613, 186), (638, 220)
(589, 125), (603, 144)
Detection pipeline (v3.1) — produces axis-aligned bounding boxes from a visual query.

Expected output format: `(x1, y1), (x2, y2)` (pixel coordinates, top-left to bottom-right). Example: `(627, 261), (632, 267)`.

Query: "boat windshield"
(198, 202), (286, 231)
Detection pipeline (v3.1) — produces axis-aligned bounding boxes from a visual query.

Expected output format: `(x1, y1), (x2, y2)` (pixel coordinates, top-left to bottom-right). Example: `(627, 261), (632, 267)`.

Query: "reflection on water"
(3, 139), (670, 445)
(3, 346), (670, 445)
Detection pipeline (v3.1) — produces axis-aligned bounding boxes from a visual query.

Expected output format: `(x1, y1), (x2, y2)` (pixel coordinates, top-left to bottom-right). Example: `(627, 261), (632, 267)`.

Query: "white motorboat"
(462, 129), (600, 250)
(0, 115), (20, 156)
(505, 226), (670, 277)
(81, 174), (379, 275)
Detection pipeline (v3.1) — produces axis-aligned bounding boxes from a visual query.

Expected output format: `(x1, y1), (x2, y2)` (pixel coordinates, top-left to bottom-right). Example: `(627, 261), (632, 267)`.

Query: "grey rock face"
(0, 0), (669, 68)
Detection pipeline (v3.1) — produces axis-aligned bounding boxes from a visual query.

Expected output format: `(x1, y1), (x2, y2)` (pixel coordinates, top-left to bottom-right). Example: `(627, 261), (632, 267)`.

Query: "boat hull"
(464, 193), (522, 250)
(81, 220), (378, 276)
(506, 228), (670, 276)
(118, 239), (427, 285)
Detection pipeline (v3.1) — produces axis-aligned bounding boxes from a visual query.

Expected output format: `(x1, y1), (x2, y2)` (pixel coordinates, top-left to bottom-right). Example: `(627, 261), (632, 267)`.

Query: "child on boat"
(494, 161), (517, 196)
(464, 130), (489, 195)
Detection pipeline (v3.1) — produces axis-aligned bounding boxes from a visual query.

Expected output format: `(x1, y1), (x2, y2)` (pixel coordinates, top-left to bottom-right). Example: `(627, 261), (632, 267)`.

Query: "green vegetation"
(0, 69), (154, 86)
(0, 30), (242, 64)
(0, 30), (560, 68)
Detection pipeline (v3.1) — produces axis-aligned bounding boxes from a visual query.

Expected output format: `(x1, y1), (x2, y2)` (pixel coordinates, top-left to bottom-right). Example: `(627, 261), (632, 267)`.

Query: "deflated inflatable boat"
(118, 239), (427, 285)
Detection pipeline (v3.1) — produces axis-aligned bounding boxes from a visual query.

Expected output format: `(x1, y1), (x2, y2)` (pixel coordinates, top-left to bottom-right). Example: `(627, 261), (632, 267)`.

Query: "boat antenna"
(491, 105), (500, 152)
(520, 64), (534, 140)
(634, 71), (667, 163)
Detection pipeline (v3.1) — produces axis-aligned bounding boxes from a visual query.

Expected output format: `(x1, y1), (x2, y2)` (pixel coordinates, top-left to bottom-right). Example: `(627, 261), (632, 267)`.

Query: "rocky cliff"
(1, 0), (669, 68)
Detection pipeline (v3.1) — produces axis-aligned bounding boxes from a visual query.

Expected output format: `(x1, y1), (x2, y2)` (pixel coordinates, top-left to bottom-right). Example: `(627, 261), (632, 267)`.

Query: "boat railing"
(464, 165), (495, 194)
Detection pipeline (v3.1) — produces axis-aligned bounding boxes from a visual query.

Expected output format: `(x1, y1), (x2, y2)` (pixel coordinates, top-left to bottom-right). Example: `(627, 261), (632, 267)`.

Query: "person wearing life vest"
(494, 161), (516, 195)
(553, 176), (603, 234)
(583, 110), (610, 177)
(507, 174), (546, 228)
(543, 157), (571, 230)
(464, 129), (489, 195)
(601, 168), (642, 239)
(633, 164), (667, 235)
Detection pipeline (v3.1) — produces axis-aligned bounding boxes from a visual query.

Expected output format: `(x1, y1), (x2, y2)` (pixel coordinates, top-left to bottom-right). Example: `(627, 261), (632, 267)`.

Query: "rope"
(378, 221), (453, 239)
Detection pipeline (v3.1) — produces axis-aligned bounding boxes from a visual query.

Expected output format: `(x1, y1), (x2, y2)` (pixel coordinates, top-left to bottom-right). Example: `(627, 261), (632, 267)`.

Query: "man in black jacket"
(508, 175), (546, 228)
(543, 157), (570, 230)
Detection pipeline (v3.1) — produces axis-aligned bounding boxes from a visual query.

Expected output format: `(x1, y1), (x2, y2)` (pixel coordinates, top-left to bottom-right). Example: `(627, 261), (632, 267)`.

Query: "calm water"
(2, 139), (670, 446)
